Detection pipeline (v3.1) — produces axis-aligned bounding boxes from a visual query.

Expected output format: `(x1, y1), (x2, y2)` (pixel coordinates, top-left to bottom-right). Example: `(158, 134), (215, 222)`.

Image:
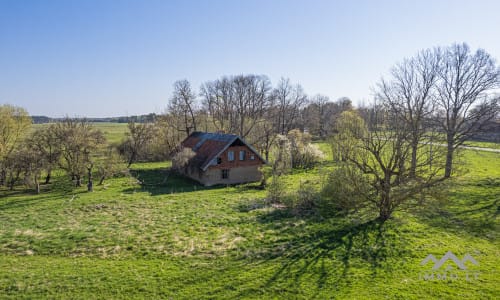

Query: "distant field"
(31, 122), (129, 144)
(0, 143), (498, 299)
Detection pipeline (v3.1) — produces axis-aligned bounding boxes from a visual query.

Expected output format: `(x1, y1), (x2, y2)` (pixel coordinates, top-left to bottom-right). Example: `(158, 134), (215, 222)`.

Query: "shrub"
(287, 129), (325, 169)
(319, 164), (370, 216)
(294, 182), (319, 214)
(171, 147), (196, 172)
(266, 175), (286, 204)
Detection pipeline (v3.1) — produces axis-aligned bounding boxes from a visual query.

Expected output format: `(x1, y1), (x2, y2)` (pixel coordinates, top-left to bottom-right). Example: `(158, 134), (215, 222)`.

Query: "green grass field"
(31, 122), (129, 144)
(1, 124), (499, 299)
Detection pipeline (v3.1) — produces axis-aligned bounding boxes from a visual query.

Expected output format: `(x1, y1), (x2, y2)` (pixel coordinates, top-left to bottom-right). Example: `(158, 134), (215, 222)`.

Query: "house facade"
(178, 132), (266, 186)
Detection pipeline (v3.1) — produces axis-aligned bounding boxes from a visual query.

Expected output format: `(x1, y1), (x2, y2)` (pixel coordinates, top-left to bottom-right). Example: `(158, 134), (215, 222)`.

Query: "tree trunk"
(378, 194), (392, 222)
(75, 175), (81, 187)
(127, 152), (136, 168)
(379, 175), (392, 222)
(35, 177), (40, 194)
(0, 169), (6, 186)
(409, 140), (418, 178)
(444, 134), (454, 178)
(87, 167), (93, 192)
(99, 176), (105, 185)
(45, 169), (51, 184)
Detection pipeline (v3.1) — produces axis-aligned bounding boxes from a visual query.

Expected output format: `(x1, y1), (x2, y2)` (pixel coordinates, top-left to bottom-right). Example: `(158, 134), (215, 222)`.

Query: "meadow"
(0, 124), (498, 299)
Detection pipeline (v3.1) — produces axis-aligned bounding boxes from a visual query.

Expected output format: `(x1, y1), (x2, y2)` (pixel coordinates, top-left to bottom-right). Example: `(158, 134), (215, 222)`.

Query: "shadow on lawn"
(240, 209), (409, 297)
(123, 167), (219, 196)
(415, 177), (499, 237)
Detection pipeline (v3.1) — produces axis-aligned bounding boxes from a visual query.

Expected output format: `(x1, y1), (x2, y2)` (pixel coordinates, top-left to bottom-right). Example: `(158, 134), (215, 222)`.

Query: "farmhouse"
(177, 131), (266, 186)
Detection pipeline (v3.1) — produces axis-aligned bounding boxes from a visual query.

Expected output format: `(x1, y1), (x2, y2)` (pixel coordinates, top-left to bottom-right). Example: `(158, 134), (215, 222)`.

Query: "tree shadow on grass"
(238, 208), (409, 297)
(0, 179), (88, 211)
(123, 167), (222, 196)
(415, 178), (499, 238)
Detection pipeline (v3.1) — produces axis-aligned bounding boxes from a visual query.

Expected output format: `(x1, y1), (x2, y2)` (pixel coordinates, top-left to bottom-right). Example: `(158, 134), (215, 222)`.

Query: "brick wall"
(209, 145), (264, 170)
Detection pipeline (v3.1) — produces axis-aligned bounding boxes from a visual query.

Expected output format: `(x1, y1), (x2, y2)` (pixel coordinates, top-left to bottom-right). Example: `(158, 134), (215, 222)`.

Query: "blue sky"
(1, 0), (500, 117)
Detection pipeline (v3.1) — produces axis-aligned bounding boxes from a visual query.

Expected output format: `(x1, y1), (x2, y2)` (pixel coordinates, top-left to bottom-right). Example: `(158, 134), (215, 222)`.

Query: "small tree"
(95, 148), (128, 185)
(320, 164), (371, 215)
(331, 110), (367, 162)
(3, 144), (45, 193)
(54, 118), (106, 187)
(0, 105), (31, 186)
(29, 124), (61, 184)
(287, 129), (324, 168)
(121, 121), (157, 167)
(266, 135), (291, 203)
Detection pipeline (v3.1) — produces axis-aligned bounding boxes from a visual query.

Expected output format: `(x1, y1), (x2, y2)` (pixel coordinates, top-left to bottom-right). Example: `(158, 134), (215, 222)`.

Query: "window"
(250, 155), (255, 160)
(217, 157), (222, 164)
(221, 169), (229, 179)
(239, 150), (245, 161)
(228, 151), (234, 161)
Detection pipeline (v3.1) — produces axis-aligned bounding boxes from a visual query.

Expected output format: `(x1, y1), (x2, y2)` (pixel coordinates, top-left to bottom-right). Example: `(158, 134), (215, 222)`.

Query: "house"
(177, 131), (266, 186)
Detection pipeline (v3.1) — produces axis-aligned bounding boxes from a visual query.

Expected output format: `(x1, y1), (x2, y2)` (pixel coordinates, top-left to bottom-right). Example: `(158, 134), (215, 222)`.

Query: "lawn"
(0, 128), (499, 299)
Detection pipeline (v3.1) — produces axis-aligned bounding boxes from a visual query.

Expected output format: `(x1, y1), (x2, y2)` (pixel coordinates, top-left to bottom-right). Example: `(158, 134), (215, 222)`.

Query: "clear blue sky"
(1, 0), (500, 117)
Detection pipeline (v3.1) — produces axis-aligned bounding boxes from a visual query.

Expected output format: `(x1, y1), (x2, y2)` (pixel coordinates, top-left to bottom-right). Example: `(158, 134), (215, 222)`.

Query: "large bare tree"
(272, 78), (308, 135)
(435, 43), (500, 178)
(377, 48), (441, 177)
(332, 109), (445, 221)
(200, 75), (271, 138)
(169, 80), (198, 136)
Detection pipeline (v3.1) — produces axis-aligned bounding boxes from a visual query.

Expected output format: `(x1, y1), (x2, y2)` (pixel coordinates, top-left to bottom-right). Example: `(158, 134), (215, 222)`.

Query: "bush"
(171, 147), (196, 172)
(267, 175), (286, 204)
(287, 129), (325, 169)
(319, 164), (370, 216)
(294, 182), (319, 214)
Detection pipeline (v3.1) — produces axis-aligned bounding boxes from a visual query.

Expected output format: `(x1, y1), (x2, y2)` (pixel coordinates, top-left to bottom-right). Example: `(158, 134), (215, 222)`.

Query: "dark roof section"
(180, 131), (266, 171)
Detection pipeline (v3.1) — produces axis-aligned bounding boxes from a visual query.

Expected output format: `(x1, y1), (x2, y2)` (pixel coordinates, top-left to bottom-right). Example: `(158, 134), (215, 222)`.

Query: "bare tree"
(169, 80), (198, 136)
(232, 75), (271, 137)
(332, 109), (445, 221)
(435, 43), (500, 178)
(201, 76), (235, 133)
(272, 78), (308, 134)
(377, 48), (441, 177)
(54, 118), (105, 187)
(121, 121), (157, 167)
(248, 118), (276, 161)
(29, 124), (61, 184)
(201, 75), (271, 138)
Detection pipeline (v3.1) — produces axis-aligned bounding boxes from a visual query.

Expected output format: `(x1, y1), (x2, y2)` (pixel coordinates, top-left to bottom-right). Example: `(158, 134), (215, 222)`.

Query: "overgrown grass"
(0, 142), (498, 298)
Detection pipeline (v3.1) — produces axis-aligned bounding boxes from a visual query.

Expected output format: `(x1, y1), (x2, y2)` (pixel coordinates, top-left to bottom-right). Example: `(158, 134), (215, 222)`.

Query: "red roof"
(180, 131), (266, 170)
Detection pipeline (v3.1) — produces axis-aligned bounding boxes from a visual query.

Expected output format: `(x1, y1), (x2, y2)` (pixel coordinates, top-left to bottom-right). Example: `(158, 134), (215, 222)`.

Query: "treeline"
(31, 114), (158, 124)
(139, 76), (355, 164)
